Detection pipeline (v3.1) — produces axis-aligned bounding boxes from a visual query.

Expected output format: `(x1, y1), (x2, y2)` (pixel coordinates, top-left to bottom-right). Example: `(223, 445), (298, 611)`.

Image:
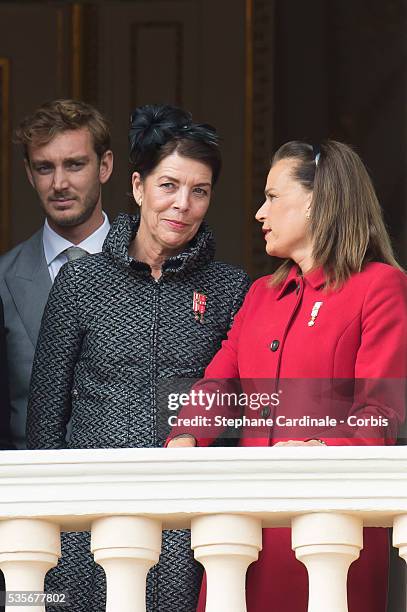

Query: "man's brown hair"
(15, 99), (111, 160)
(270, 140), (402, 288)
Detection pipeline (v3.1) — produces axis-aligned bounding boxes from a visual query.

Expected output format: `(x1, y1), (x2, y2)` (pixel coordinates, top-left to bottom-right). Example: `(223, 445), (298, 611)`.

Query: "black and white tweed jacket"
(27, 212), (250, 612)
(27, 212), (250, 449)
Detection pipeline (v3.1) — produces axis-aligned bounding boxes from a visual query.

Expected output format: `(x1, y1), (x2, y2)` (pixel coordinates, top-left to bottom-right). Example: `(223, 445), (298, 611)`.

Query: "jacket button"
(270, 340), (280, 352)
(72, 389), (78, 397)
(260, 406), (271, 418)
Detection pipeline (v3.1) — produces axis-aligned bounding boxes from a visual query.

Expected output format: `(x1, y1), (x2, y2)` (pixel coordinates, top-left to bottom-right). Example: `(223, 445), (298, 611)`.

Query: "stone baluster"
(0, 519), (60, 612)
(392, 515), (407, 565)
(191, 514), (262, 612)
(91, 516), (162, 612)
(292, 513), (363, 612)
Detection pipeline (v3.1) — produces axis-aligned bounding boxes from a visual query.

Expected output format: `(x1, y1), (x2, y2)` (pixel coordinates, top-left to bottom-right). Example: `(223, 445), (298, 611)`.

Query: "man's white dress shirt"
(42, 213), (110, 282)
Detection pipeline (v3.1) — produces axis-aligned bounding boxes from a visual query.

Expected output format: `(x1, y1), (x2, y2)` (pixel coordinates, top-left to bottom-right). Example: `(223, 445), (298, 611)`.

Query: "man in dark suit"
(0, 99), (113, 449)
(0, 297), (11, 450)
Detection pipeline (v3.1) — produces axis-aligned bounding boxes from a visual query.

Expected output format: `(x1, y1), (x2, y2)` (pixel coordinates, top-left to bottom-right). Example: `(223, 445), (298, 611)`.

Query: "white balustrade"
(0, 519), (60, 612)
(191, 514), (262, 612)
(0, 447), (406, 611)
(91, 515), (162, 612)
(292, 513), (363, 612)
(393, 514), (407, 564)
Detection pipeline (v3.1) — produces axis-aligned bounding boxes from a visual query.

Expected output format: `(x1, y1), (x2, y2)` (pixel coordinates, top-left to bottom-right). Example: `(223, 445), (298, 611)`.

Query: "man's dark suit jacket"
(0, 297), (12, 449)
(0, 229), (51, 449)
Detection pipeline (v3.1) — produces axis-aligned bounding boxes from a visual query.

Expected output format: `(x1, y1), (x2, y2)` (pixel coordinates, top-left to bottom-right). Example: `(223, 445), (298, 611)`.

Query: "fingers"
(167, 435), (197, 448)
(273, 440), (325, 447)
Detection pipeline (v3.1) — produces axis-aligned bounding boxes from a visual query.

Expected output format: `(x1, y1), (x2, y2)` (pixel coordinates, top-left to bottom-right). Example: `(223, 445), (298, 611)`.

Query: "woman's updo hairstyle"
(270, 139), (401, 287)
(129, 104), (221, 184)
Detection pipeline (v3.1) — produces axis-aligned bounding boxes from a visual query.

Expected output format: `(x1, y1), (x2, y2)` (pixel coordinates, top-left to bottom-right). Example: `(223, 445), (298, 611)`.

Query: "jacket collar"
(103, 212), (215, 275)
(276, 264), (326, 299)
(304, 266), (327, 290)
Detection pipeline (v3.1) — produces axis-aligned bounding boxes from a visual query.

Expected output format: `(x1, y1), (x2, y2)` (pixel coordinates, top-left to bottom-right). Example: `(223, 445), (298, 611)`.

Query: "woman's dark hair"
(129, 104), (221, 184)
(270, 139), (402, 288)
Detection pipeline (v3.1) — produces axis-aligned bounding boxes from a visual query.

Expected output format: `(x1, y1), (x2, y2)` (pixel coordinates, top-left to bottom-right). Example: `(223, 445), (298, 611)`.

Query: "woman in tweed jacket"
(27, 105), (250, 612)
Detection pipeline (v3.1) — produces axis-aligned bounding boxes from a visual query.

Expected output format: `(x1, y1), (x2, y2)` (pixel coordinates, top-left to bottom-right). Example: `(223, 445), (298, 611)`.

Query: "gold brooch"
(308, 301), (323, 327)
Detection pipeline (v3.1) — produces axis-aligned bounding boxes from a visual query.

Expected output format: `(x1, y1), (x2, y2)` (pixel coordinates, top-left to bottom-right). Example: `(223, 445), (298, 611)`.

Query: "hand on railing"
(273, 439), (327, 447)
(167, 434), (197, 447)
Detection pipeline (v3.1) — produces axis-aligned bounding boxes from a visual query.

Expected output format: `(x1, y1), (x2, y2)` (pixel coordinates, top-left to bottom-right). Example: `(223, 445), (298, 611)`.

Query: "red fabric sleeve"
(165, 279), (264, 446)
(309, 268), (407, 446)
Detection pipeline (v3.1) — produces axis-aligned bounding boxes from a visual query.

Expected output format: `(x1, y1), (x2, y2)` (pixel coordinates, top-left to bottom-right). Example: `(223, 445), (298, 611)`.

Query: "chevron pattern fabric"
(27, 213), (250, 611)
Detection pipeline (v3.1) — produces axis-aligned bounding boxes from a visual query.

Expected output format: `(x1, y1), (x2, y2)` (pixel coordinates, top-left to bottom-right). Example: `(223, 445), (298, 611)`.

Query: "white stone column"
(91, 515), (162, 612)
(0, 519), (61, 612)
(292, 513), (363, 612)
(191, 514), (262, 612)
(393, 515), (407, 564)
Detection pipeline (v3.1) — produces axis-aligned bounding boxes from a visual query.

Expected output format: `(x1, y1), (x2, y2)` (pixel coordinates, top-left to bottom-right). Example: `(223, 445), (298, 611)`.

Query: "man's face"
(25, 128), (112, 231)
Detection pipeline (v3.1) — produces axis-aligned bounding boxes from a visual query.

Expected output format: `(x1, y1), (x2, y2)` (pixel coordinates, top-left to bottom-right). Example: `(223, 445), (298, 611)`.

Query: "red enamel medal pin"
(193, 291), (207, 323)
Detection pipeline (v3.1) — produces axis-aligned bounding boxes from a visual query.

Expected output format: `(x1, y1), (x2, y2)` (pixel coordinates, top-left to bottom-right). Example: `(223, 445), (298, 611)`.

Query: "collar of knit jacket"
(103, 212), (216, 276)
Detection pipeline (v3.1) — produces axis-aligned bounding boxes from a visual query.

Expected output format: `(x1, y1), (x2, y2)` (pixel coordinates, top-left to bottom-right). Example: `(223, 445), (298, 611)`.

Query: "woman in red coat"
(167, 140), (407, 611)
